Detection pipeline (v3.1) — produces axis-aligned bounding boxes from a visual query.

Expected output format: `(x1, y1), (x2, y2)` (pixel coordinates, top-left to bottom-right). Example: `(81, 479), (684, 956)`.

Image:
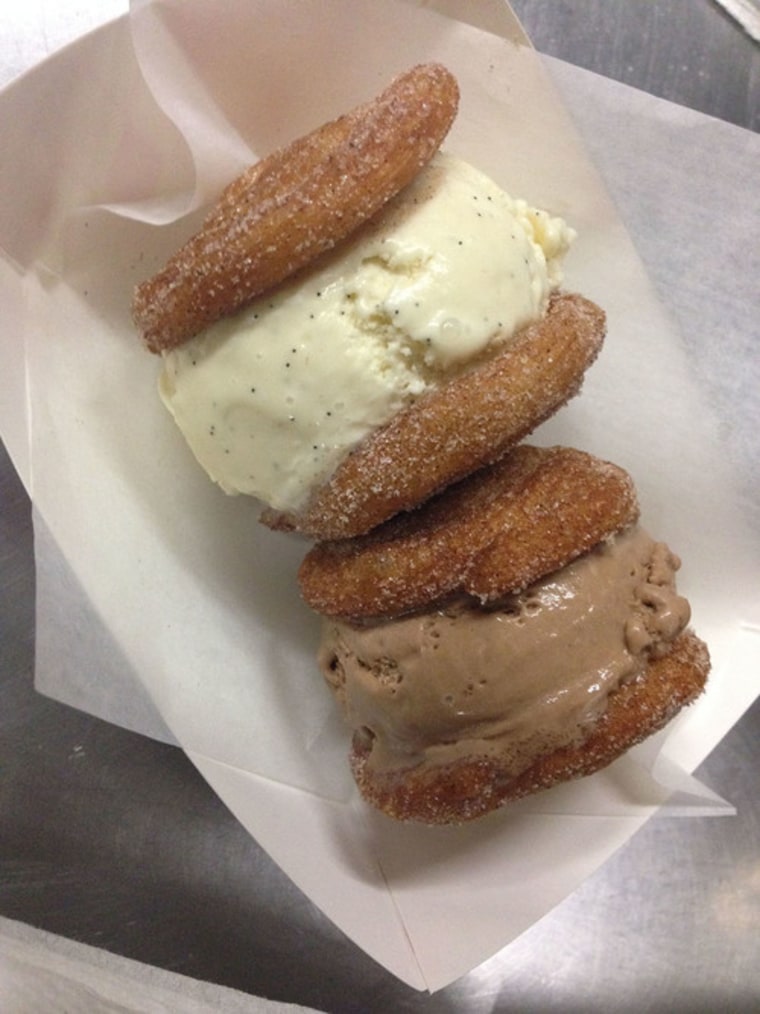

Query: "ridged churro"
(298, 445), (639, 619)
(265, 292), (606, 539)
(133, 63), (459, 353)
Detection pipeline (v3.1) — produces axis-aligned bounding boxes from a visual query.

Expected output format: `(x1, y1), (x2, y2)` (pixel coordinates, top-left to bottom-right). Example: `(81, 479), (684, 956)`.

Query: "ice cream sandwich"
(301, 446), (710, 823)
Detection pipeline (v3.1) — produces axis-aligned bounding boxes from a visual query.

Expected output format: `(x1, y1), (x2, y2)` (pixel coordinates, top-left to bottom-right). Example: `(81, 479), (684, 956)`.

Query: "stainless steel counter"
(1, 2), (759, 1011)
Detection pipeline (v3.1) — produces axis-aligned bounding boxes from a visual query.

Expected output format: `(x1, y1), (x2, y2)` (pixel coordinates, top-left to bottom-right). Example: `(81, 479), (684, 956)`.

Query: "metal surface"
(512, 0), (760, 132)
(1, 3), (759, 1011)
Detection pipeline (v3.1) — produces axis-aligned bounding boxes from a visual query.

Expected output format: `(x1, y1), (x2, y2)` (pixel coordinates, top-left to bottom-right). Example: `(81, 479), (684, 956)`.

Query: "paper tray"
(1, 0), (758, 992)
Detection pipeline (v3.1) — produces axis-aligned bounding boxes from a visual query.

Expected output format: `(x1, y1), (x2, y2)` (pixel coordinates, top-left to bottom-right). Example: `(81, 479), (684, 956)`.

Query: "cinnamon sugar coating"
(298, 444), (639, 619)
(268, 292), (606, 540)
(350, 630), (710, 824)
(133, 63), (459, 353)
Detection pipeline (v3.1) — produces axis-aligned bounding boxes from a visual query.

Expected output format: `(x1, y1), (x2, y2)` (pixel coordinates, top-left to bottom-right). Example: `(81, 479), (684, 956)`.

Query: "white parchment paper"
(1, 0), (758, 992)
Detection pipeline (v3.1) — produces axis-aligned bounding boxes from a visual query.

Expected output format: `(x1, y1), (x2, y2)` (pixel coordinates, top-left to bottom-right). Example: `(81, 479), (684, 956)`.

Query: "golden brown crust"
(350, 630), (710, 824)
(299, 444), (638, 619)
(133, 63), (459, 353)
(266, 292), (606, 540)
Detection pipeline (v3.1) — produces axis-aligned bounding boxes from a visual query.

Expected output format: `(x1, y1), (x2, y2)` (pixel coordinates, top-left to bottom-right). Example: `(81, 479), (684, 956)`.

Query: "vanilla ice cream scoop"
(158, 153), (574, 514)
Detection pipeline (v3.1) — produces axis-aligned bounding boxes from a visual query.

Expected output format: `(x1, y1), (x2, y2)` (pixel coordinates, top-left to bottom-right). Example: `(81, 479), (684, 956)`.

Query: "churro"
(133, 63), (459, 353)
(298, 444), (638, 619)
(266, 292), (605, 539)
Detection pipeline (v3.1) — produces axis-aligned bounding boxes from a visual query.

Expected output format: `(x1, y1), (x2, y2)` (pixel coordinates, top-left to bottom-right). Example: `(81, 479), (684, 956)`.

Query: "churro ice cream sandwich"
(133, 64), (605, 539)
(300, 446), (710, 824)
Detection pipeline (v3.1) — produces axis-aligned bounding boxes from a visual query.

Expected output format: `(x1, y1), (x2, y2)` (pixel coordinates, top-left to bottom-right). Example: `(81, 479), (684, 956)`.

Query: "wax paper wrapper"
(1, 0), (759, 993)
